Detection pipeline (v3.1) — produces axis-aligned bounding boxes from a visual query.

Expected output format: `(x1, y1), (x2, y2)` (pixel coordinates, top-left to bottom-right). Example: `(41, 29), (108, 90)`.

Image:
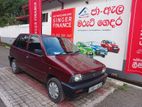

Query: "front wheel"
(102, 55), (105, 58)
(11, 59), (21, 74)
(95, 51), (100, 55)
(47, 78), (65, 103)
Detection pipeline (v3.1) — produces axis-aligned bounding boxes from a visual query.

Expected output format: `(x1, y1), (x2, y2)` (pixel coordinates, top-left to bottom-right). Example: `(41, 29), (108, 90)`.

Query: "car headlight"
(72, 74), (82, 82)
(102, 68), (106, 73)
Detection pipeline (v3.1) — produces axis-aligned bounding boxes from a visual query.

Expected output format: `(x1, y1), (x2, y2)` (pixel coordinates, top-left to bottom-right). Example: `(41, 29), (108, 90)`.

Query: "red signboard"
(29, 0), (42, 34)
(51, 8), (75, 41)
(126, 0), (142, 75)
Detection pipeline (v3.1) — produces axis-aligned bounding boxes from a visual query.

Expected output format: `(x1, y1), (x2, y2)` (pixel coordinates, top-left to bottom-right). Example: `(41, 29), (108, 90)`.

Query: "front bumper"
(95, 51), (107, 57)
(112, 48), (120, 53)
(62, 73), (107, 98)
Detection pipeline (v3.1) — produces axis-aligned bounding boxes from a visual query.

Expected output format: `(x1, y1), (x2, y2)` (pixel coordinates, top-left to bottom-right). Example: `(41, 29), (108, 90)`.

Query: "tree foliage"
(0, 0), (27, 27)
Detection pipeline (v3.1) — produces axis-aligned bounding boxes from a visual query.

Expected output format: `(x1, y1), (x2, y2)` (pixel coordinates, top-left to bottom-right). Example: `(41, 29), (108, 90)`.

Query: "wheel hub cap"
(12, 61), (16, 72)
(49, 82), (59, 99)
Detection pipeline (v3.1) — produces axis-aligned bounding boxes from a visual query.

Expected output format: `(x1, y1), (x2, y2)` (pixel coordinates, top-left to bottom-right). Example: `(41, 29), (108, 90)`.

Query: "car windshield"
(80, 43), (87, 47)
(90, 42), (99, 45)
(42, 36), (79, 55)
(107, 41), (115, 44)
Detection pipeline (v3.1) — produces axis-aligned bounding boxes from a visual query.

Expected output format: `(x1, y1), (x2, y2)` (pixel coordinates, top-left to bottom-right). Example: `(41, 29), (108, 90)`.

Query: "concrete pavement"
(0, 67), (118, 107)
(0, 46), (8, 107)
(96, 85), (142, 107)
(0, 46), (9, 66)
(0, 99), (6, 107)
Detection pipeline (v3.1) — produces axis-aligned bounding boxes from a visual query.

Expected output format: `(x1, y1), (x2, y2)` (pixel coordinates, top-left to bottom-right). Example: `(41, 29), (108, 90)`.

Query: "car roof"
(18, 34), (71, 40)
(19, 33), (56, 38)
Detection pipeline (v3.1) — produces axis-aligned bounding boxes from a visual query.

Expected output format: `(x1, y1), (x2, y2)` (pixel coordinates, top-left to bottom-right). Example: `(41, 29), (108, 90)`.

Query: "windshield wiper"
(66, 50), (80, 54)
(66, 51), (74, 53)
(74, 50), (80, 53)
(57, 51), (80, 55)
(59, 52), (66, 55)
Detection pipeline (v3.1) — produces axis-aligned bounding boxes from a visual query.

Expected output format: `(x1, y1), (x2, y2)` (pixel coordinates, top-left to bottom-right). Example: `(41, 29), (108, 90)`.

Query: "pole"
(29, 0), (42, 35)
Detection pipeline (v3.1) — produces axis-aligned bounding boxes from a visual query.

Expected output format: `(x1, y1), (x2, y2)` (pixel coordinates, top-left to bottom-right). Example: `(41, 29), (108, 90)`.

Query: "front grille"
(82, 71), (103, 81)
(113, 46), (118, 48)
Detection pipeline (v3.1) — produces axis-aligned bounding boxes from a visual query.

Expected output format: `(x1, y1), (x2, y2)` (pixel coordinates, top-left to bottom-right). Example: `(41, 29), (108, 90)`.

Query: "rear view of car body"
(76, 42), (94, 57)
(90, 45), (108, 57)
(84, 41), (108, 58)
(101, 40), (120, 53)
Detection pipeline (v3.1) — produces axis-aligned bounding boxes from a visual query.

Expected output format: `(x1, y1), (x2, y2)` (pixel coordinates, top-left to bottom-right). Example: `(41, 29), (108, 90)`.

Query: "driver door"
(26, 35), (47, 82)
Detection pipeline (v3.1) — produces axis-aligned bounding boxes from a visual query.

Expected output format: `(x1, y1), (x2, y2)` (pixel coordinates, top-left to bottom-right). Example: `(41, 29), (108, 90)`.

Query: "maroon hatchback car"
(9, 34), (107, 103)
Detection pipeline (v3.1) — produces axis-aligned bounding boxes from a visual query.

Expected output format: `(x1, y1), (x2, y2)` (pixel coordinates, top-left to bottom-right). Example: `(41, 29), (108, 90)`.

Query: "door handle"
(26, 56), (29, 59)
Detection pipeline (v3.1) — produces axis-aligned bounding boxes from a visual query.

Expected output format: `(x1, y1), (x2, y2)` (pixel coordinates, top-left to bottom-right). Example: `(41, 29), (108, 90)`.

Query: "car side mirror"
(34, 49), (43, 56)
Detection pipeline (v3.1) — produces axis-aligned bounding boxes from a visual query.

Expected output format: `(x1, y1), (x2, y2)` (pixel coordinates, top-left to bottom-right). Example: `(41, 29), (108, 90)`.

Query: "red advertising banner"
(126, 0), (142, 75)
(51, 8), (75, 41)
(29, 0), (42, 34)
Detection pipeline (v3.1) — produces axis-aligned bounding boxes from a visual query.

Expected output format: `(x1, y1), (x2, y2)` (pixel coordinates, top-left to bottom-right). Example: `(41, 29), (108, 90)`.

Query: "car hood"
(52, 54), (104, 75)
(84, 47), (92, 50)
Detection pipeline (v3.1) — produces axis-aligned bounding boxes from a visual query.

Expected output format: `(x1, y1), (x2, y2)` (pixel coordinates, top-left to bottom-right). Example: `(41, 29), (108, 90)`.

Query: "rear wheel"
(114, 50), (119, 53)
(11, 59), (21, 74)
(95, 51), (100, 55)
(47, 78), (65, 103)
(102, 55), (105, 58)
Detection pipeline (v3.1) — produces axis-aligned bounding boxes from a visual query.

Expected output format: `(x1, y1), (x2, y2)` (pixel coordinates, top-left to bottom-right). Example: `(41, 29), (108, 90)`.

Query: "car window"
(82, 44), (87, 47)
(102, 41), (105, 43)
(14, 34), (29, 50)
(28, 35), (43, 55)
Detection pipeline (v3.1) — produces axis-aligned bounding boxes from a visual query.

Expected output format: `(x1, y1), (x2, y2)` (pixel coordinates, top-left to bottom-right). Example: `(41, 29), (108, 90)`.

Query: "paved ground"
(0, 46), (142, 107)
(0, 99), (6, 107)
(0, 46), (8, 107)
(0, 46), (9, 66)
(96, 85), (142, 107)
(0, 67), (117, 107)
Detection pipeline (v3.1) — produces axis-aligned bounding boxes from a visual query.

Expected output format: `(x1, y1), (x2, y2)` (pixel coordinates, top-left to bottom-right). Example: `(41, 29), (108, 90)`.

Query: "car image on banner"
(76, 41), (108, 58)
(86, 41), (108, 58)
(101, 40), (120, 53)
(76, 42), (94, 57)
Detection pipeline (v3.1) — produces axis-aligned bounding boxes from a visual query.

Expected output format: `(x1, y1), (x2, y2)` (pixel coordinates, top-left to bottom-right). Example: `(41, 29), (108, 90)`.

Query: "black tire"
(86, 52), (93, 58)
(11, 59), (21, 74)
(95, 51), (99, 55)
(102, 55), (105, 58)
(115, 51), (119, 53)
(47, 78), (65, 103)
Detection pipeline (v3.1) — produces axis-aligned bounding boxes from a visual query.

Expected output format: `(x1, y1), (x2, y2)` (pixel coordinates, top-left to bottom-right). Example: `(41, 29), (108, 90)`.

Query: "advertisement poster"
(126, 0), (142, 75)
(74, 0), (131, 71)
(51, 8), (75, 41)
(29, 0), (42, 34)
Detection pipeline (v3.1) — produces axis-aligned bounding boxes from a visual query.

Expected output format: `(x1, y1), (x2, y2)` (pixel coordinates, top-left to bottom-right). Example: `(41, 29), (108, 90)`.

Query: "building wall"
(42, 0), (113, 37)
(0, 23), (50, 44)
(0, 0), (117, 44)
